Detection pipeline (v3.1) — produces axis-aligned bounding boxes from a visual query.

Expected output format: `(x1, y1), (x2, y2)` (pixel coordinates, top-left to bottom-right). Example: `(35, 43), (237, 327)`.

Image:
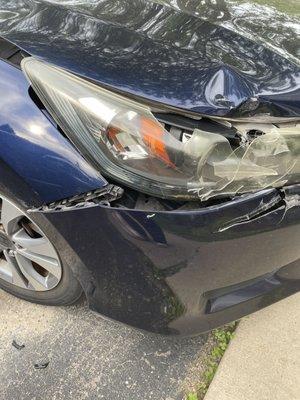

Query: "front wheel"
(0, 193), (83, 305)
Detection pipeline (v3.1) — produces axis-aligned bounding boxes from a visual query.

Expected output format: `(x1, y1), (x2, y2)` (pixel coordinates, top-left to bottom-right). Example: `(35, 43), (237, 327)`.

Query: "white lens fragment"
(21, 57), (300, 201)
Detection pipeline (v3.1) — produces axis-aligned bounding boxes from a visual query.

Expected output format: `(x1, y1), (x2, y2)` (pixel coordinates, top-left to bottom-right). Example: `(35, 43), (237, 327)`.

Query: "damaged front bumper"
(30, 183), (300, 335)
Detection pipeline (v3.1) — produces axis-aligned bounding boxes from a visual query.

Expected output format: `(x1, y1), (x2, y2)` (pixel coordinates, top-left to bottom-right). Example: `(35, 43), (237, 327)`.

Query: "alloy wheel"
(0, 196), (62, 291)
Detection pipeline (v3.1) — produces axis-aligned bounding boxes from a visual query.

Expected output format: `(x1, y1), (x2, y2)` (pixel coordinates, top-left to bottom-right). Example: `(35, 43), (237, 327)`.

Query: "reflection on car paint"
(0, 59), (107, 203)
(0, 0), (299, 119)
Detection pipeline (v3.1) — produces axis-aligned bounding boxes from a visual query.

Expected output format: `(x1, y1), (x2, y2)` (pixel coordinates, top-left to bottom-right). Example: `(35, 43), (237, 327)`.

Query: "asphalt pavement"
(0, 290), (208, 400)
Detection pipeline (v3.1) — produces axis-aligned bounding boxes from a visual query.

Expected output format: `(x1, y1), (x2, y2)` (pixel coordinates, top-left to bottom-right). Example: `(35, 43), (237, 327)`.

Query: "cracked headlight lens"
(21, 58), (300, 201)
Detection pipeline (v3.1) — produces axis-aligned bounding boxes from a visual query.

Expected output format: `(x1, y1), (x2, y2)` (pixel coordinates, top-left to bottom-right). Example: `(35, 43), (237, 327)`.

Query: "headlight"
(21, 58), (300, 201)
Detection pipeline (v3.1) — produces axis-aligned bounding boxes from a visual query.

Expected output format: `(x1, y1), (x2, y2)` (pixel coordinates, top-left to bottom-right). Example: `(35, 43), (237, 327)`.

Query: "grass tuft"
(186, 322), (237, 400)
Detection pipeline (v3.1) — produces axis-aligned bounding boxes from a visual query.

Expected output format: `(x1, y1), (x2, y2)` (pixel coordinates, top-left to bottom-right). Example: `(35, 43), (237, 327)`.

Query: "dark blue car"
(0, 0), (299, 335)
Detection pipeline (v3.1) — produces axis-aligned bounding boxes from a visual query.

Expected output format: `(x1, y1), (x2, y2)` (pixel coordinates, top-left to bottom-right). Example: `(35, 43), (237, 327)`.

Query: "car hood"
(0, 0), (299, 119)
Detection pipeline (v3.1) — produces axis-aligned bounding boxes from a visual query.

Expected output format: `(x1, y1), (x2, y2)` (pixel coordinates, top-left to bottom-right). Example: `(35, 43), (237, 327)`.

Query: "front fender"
(0, 58), (107, 206)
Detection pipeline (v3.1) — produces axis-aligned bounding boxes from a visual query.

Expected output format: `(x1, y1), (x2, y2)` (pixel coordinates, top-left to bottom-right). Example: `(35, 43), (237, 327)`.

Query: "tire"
(0, 192), (83, 306)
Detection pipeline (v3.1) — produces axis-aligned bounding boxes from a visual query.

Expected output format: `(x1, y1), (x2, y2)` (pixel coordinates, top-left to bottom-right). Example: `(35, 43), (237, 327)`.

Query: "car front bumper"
(31, 184), (300, 335)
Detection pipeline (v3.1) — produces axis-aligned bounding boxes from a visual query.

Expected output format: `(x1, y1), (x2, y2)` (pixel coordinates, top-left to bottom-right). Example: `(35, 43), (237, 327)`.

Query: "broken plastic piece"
(187, 122), (300, 201)
(12, 340), (25, 350)
(34, 361), (49, 370)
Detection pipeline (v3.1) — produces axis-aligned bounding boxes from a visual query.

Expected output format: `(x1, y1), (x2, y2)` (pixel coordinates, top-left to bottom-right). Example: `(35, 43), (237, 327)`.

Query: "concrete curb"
(204, 292), (300, 400)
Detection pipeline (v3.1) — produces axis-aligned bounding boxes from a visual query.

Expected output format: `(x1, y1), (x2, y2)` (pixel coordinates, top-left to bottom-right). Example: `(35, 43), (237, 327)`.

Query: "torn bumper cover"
(30, 184), (300, 335)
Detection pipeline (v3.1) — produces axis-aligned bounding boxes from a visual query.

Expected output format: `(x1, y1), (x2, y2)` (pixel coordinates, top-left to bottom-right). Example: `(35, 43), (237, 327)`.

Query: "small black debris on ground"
(12, 340), (25, 350)
(34, 361), (49, 370)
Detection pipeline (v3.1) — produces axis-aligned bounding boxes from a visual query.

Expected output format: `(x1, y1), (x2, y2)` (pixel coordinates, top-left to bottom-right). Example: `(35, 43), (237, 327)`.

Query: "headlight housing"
(21, 58), (300, 201)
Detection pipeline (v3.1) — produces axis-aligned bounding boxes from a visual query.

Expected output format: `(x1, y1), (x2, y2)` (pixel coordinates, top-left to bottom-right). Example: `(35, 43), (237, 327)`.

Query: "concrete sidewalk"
(205, 292), (300, 400)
